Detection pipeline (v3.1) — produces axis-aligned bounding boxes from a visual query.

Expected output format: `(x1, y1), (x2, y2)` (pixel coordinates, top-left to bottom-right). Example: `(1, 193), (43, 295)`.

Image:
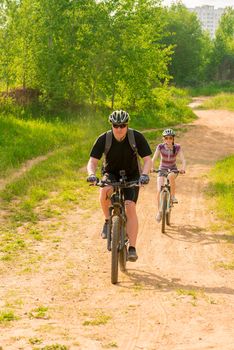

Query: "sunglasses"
(112, 124), (127, 129)
(164, 136), (173, 140)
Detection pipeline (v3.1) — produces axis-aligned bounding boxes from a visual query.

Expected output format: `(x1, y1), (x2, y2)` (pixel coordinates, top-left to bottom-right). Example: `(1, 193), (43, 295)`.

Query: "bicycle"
(95, 170), (139, 284)
(154, 169), (179, 233)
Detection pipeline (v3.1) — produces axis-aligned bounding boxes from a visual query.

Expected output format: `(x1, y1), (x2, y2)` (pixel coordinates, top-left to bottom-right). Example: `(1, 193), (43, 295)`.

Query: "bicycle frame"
(159, 178), (171, 214)
(94, 171), (139, 284)
(155, 169), (179, 233)
(108, 185), (127, 252)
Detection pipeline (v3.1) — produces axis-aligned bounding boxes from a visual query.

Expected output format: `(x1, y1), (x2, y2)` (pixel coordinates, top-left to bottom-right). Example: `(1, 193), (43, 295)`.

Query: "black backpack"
(103, 128), (142, 175)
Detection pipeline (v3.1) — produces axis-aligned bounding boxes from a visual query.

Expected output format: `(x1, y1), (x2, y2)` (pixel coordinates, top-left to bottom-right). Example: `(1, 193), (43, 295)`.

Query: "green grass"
(83, 312), (112, 326)
(200, 93), (234, 111)
(217, 261), (234, 270)
(0, 309), (18, 323)
(186, 81), (234, 97)
(207, 155), (234, 233)
(33, 345), (68, 350)
(29, 306), (49, 319)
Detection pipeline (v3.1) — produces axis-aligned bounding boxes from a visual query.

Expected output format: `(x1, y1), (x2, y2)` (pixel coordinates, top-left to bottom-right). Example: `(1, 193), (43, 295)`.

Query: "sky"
(162, 0), (234, 8)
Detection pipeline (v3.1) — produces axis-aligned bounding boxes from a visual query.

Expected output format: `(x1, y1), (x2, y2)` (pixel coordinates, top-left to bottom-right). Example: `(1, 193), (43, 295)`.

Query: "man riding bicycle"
(87, 110), (152, 261)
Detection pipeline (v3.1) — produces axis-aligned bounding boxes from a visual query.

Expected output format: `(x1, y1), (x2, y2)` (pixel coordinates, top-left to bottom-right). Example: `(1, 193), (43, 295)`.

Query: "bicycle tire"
(119, 239), (127, 272)
(166, 207), (171, 226)
(111, 216), (120, 284)
(161, 192), (167, 233)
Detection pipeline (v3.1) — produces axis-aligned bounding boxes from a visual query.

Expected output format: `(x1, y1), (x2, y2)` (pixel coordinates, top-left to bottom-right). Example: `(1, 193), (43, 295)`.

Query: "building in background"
(188, 5), (225, 38)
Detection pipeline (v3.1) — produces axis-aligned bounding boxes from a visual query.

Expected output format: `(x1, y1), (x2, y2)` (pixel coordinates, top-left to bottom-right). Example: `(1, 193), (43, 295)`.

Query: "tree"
(209, 8), (234, 81)
(162, 3), (210, 86)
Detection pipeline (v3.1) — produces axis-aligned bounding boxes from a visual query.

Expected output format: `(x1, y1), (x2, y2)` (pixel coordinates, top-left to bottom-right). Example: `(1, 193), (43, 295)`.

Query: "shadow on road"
(119, 268), (234, 296)
(162, 224), (234, 245)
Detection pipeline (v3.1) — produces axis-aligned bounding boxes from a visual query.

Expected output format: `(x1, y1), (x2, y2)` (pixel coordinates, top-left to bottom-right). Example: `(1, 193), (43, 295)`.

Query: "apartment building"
(188, 5), (225, 38)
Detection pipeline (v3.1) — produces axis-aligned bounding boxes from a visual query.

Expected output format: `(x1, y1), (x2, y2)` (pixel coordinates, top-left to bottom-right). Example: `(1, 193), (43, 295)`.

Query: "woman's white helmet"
(109, 110), (130, 124)
(162, 128), (176, 137)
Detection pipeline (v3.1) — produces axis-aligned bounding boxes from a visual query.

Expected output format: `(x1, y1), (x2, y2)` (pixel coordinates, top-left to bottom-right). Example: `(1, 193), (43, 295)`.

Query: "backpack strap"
(104, 130), (112, 156)
(127, 128), (142, 175)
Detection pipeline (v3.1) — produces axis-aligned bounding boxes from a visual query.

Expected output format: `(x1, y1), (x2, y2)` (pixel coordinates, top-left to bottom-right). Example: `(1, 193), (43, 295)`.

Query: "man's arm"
(87, 157), (99, 176)
(141, 155), (152, 175)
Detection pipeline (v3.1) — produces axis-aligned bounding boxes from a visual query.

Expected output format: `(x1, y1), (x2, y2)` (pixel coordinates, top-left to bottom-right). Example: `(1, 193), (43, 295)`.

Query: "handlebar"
(95, 179), (140, 188)
(152, 169), (181, 175)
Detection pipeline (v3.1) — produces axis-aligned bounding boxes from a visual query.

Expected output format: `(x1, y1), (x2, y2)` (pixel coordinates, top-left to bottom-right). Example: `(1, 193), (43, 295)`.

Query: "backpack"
(103, 128), (142, 175)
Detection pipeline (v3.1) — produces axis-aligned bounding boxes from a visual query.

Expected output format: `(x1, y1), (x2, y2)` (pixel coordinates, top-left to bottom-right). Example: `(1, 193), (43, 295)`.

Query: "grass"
(186, 81), (234, 97)
(207, 155), (234, 233)
(33, 345), (68, 350)
(29, 306), (49, 319)
(83, 312), (112, 326)
(176, 289), (199, 300)
(200, 93), (234, 111)
(217, 261), (234, 270)
(0, 309), (18, 323)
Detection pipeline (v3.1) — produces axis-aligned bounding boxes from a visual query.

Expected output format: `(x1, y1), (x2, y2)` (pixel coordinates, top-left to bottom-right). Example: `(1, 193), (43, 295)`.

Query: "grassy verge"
(199, 93), (234, 111)
(207, 155), (234, 234)
(186, 81), (234, 97)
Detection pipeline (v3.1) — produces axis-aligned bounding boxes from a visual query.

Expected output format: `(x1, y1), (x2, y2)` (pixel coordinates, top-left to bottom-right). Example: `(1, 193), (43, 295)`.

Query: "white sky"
(162, 0), (234, 8)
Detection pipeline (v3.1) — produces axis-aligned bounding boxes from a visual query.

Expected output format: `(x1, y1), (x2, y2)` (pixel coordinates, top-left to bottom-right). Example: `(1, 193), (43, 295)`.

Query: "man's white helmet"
(109, 110), (130, 124)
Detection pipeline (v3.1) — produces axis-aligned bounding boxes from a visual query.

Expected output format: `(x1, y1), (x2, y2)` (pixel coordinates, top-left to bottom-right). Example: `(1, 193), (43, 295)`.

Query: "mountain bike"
(154, 169), (179, 233)
(96, 171), (139, 284)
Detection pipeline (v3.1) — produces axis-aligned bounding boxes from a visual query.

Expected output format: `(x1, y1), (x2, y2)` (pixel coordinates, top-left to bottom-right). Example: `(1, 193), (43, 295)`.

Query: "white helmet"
(162, 128), (176, 137)
(109, 110), (130, 124)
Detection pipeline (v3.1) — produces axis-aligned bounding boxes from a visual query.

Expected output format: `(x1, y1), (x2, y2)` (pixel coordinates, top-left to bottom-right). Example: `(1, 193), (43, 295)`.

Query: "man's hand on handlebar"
(139, 174), (150, 185)
(87, 174), (99, 184)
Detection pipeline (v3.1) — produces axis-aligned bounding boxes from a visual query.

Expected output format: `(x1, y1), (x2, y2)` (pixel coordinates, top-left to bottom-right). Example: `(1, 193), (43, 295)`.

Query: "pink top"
(156, 143), (181, 170)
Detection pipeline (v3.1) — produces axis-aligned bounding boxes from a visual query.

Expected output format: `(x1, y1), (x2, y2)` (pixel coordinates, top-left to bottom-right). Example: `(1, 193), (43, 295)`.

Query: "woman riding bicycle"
(152, 128), (186, 223)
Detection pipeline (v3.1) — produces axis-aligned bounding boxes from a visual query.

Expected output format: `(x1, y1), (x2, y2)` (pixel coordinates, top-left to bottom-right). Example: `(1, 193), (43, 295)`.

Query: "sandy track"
(0, 104), (234, 349)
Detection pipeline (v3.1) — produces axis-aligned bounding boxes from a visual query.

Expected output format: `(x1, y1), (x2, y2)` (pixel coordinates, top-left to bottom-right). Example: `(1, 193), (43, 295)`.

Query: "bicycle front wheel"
(111, 216), (120, 284)
(166, 207), (171, 226)
(161, 192), (167, 233)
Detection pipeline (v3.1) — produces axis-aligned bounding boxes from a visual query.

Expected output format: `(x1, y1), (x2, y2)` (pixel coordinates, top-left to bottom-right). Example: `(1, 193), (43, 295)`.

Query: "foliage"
(0, 0), (171, 108)
(162, 3), (211, 85)
(207, 8), (234, 81)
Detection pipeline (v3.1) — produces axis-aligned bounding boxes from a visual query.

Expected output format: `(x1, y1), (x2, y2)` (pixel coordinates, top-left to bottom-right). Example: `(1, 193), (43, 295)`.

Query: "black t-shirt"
(90, 130), (152, 178)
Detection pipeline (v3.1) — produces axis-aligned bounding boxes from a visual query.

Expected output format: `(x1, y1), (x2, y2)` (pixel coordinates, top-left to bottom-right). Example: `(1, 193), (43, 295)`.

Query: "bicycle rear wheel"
(161, 192), (167, 233)
(111, 216), (120, 284)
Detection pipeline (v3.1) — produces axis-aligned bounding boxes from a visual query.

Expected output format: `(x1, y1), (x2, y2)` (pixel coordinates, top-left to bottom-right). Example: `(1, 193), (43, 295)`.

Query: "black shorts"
(102, 173), (139, 203)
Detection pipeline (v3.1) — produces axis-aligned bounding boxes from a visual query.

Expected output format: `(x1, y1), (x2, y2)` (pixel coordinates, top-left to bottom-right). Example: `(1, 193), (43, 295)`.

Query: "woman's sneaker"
(127, 246), (138, 262)
(171, 196), (178, 204)
(101, 220), (109, 239)
(156, 212), (162, 223)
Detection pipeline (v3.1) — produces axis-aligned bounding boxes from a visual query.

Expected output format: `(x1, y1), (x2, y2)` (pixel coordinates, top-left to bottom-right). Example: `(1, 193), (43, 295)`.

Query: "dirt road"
(1, 103), (234, 349)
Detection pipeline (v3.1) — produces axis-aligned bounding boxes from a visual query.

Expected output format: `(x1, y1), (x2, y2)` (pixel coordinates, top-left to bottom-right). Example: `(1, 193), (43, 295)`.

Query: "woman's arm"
(179, 149), (186, 171)
(152, 148), (160, 166)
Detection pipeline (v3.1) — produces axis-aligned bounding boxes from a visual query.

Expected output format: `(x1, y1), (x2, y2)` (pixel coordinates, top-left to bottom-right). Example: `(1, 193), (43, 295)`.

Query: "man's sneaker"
(171, 196), (178, 204)
(127, 246), (138, 262)
(156, 212), (162, 223)
(101, 220), (109, 239)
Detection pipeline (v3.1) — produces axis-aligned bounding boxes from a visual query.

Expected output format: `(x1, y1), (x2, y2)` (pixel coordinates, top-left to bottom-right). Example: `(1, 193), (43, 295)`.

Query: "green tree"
(163, 3), (209, 85)
(209, 7), (234, 81)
